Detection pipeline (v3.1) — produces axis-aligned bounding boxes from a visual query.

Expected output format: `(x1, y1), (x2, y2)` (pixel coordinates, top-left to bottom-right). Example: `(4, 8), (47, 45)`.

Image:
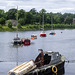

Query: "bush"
(0, 24), (2, 28)
(7, 20), (12, 28)
(17, 23), (22, 29)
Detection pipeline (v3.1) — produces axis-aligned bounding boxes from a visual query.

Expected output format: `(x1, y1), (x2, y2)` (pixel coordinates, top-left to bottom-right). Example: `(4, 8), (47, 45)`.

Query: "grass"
(0, 24), (75, 31)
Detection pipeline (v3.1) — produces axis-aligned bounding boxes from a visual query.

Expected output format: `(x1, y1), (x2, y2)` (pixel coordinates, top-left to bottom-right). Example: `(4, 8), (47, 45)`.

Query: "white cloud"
(0, 0), (75, 13)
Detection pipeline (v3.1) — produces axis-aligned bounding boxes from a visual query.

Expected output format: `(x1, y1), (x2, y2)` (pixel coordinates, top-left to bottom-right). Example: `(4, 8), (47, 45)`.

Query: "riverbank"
(0, 24), (75, 31)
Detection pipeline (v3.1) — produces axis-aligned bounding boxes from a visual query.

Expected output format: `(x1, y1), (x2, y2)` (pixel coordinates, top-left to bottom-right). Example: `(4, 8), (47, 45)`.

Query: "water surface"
(0, 29), (75, 75)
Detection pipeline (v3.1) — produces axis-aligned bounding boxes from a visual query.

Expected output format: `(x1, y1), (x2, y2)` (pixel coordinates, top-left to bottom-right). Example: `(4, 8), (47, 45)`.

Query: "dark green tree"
(17, 23), (22, 29)
(18, 9), (25, 19)
(25, 12), (33, 24)
(0, 17), (5, 25)
(6, 8), (17, 20)
(7, 20), (12, 28)
(0, 9), (5, 18)
(29, 8), (37, 14)
(18, 18), (26, 25)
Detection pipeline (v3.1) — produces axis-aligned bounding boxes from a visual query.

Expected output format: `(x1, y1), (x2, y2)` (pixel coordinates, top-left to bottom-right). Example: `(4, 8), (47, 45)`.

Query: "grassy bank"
(0, 24), (75, 31)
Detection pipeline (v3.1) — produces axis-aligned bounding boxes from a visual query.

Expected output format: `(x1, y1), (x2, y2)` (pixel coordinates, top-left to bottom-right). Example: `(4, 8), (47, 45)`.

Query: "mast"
(16, 6), (18, 38)
(51, 16), (53, 30)
(42, 14), (44, 31)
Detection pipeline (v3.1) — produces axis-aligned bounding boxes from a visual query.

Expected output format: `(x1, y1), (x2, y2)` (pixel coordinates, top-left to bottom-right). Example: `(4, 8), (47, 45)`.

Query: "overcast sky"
(0, 0), (75, 14)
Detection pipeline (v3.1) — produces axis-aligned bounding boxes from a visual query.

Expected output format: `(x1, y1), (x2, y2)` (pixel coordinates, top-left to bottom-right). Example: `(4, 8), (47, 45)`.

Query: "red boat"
(21, 38), (30, 45)
(40, 31), (46, 37)
(40, 15), (46, 37)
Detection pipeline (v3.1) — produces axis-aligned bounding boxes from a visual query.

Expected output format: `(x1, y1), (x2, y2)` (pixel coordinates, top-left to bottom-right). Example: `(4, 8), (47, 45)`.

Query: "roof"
(43, 51), (59, 55)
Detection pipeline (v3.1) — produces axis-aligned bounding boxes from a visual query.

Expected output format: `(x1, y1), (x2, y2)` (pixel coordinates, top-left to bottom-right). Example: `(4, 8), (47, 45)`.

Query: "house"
(5, 19), (18, 26)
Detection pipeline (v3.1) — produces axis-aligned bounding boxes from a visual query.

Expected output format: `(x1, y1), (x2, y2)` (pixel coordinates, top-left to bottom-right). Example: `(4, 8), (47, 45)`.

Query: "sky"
(0, 0), (75, 14)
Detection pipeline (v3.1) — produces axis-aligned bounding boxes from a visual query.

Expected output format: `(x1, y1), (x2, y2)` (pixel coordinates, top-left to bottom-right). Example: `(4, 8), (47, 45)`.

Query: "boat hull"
(21, 38), (30, 45)
(40, 34), (46, 37)
(25, 61), (65, 75)
(12, 40), (22, 45)
(49, 33), (55, 35)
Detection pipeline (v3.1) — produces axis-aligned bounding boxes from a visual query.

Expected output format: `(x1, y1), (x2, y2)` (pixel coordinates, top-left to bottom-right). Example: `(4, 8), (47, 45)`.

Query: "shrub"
(7, 20), (12, 28)
(0, 24), (2, 28)
(17, 23), (22, 29)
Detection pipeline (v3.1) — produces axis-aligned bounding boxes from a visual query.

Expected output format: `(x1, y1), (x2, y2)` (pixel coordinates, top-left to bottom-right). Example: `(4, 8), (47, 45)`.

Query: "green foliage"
(18, 9), (25, 19)
(0, 9), (5, 18)
(1, 8), (75, 31)
(6, 8), (17, 20)
(25, 12), (33, 24)
(7, 20), (12, 28)
(17, 23), (22, 29)
(18, 18), (25, 25)
(29, 8), (37, 14)
(39, 9), (46, 14)
(0, 17), (5, 25)
(0, 24), (2, 28)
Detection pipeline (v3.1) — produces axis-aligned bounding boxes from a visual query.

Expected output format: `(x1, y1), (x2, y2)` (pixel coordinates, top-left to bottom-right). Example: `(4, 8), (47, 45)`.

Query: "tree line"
(0, 8), (75, 29)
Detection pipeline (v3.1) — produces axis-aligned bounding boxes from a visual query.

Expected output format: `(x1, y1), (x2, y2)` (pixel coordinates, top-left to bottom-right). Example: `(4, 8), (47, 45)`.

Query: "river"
(0, 29), (75, 75)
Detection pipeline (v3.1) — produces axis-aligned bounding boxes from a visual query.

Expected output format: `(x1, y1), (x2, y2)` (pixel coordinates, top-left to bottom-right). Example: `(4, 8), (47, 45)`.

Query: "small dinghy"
(31, 34), (37, 39)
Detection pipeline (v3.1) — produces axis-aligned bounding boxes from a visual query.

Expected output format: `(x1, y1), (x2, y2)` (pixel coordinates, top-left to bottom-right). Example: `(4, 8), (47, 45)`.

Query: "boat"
(31, 34), (37, 39)
(49, 30), (55, 35)
(8, 49), (65, 75)
(12, 6), (22, 45)
(49, 16), (55, 35)
(40, 15), (46, 37)
(40, 31), (46, 37)
(21, 38), (30, 45)
(12, 6), (31, 46)
(12, 34), (22, 45)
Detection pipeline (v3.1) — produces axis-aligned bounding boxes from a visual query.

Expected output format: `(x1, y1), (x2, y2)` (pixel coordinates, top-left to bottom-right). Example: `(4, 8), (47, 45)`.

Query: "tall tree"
(0, 9), (5, 18)
(18, 9), (25, 19)
(29, 8), (37, 14)
(39, 9), (46, 14)
(0, 17), (5, 25)
(25, 12), (33, 24)
(6, 8), (17, 20)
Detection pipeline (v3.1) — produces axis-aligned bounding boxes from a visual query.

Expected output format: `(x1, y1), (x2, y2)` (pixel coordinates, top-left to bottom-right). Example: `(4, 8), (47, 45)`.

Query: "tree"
(0, 24), (2, 28)
(7, 20), (12, 28)
(6, 8), (17, 20)
(18, 18), (26, 25)
(0, 9), (5, 18)
(25, 12), (33, 24)
(29, 8), (37, 14)
(17, 23), (22, 29)
(18, 9), (25, 19)
(0, 17), (5, 25)
(39, 9), (46, 14)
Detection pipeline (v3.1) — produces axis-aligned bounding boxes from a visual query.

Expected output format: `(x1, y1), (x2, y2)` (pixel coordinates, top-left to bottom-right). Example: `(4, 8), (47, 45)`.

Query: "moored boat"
(49, 16), (56, 35)
(21, 38), (30, 45)
(31, 34), (37, 39)
(49, 30), (55, 35)
(12, 34), (22, 45)
(40, 14), (46, 37)
(8, 49), (65, 75)
(40, 31), (46, 37)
